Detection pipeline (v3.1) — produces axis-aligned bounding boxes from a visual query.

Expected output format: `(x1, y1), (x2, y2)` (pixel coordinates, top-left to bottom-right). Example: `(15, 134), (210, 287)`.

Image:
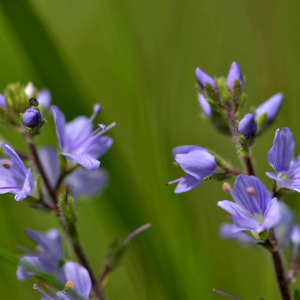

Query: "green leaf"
(257, 242), (272, 254)
(0, 247), (20, 266)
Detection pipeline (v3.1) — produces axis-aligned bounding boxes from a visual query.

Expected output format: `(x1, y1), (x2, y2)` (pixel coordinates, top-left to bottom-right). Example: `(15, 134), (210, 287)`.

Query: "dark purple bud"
(238, 113), (257, 139)
(195, 67), (215, 90)
(197, 93), (212, 118)
(93, 103), (101, 115)
(23, 109), (42, 127)
(227, 62), (243, 90)
(255, 93), (283, 125)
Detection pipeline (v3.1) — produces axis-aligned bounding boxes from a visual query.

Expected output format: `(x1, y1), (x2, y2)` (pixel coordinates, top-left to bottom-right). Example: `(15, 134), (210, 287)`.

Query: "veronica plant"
(168, 62), (300, 300)
(0, 82), (150, 300)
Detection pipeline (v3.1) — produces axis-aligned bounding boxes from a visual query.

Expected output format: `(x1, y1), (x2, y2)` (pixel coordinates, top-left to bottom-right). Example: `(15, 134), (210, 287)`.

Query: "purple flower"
(291, 224), (300, 259)
(37, 88), (52, 114)
(195, 67), (215, 90)
(275, 202), (295, 247)
(227, 62), (243, 90)
(219, 223), (256, 243)
(255, 93), (283, 125)
(238, 113), (257, 139)
(56, 262), (91, 300)
(218, 175), (281, 235)
(38, 147), (108, 205)
(167, 146), (217, 193)
(33, 262), (91, 299)
(23, 109), (42, 127)
(0, 143), (34, 201)
(17, 229), (63, 281)
(266, 128), (300, 192)
(197, 93), (212, 118)
(51, 105), (114, 171)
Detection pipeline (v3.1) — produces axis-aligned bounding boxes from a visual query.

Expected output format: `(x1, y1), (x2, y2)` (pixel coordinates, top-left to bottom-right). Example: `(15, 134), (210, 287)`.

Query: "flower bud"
(238, 113), (257, 139)
(23, 109), (42, 127)
(254, 93), (283, 125)
(195, 67), (215, 90)
(222, 182), (232, 194)
(197, 93), (212, 118)
(227, 62), (243, 90)
(24, 82), (35, 98)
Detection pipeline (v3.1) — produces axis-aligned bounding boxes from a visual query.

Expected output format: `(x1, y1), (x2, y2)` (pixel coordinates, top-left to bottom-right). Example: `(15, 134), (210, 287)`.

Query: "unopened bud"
(222, 182), (232, 194)
(25, 82), (35, 98)
(23, 109), (42, 128)
(246, 186), (256, 198)
(93, 103), (101, 114)
(1, 161), (11, 169)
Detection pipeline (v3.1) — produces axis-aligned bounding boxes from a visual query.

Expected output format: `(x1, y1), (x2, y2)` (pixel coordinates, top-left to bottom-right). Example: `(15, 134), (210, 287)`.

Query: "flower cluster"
(169, 62), (299, 299)
(0, 81), (150, 299)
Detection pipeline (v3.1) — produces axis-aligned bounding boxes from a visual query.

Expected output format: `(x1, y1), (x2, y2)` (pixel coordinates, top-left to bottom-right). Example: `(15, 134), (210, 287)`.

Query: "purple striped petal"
(230, 175), (271, 216)
(258, 198), (281, 232)
(17, 256), (57, 281)
(57, 262), (91, 299)
(51, 106), (66, 150)
(175, 150), (216, 180)
(217, 200), (259, 231)
(81, 136), (113, 159)
(1, 143), (27, 178)
(174, 175), (201, 193)
(14, 168), (34, 201)
(64, 167), (109, 199)
(172, 145), (206, 159)
(62, 153), (100, 171)
(37, 89), (51, 114)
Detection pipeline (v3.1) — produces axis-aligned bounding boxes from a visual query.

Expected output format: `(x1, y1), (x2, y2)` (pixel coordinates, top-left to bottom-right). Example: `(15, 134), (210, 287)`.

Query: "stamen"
(93, 103), (101, 115)
(213, 288), (240, 300)
(1, 161), (11, 169)
(64, 281), (74, 290)
(166, 176), (185, 185)
(70, 104), (103, 146)
(72, 122), (116, 151)
(122, 223), (152, 244)
(246, 186), (256, 198)
(33, 284), (55, 300)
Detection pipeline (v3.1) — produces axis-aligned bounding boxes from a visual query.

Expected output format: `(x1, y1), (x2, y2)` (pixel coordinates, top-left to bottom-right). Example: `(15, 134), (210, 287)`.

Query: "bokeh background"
(0, 0), (299, 299)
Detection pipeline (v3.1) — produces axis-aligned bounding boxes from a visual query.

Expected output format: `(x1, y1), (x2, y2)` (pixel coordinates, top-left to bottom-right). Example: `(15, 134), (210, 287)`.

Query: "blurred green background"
(0, 0), (299, 299)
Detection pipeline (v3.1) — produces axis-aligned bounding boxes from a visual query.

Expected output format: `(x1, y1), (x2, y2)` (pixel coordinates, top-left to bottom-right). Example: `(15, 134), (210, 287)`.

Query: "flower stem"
(267, 229), (291, 300)
(23, 132), (105, 300)
(227, 109), (255, 176)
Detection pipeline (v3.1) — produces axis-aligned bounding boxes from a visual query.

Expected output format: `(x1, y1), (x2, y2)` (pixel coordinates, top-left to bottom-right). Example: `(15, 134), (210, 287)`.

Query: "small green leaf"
(256, 112), (267, 132)
(205, 82), (218, 102)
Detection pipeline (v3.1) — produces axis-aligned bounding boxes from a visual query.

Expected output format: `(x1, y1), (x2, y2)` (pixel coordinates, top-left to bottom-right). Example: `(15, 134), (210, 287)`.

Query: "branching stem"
(23, 132), (105, 300)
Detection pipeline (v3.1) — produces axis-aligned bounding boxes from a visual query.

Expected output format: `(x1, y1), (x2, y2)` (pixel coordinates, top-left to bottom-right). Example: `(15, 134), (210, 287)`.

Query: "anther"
(222, 182), (233, 194)
(246, 186), (257, 198)
(1, 161), (11, 169)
